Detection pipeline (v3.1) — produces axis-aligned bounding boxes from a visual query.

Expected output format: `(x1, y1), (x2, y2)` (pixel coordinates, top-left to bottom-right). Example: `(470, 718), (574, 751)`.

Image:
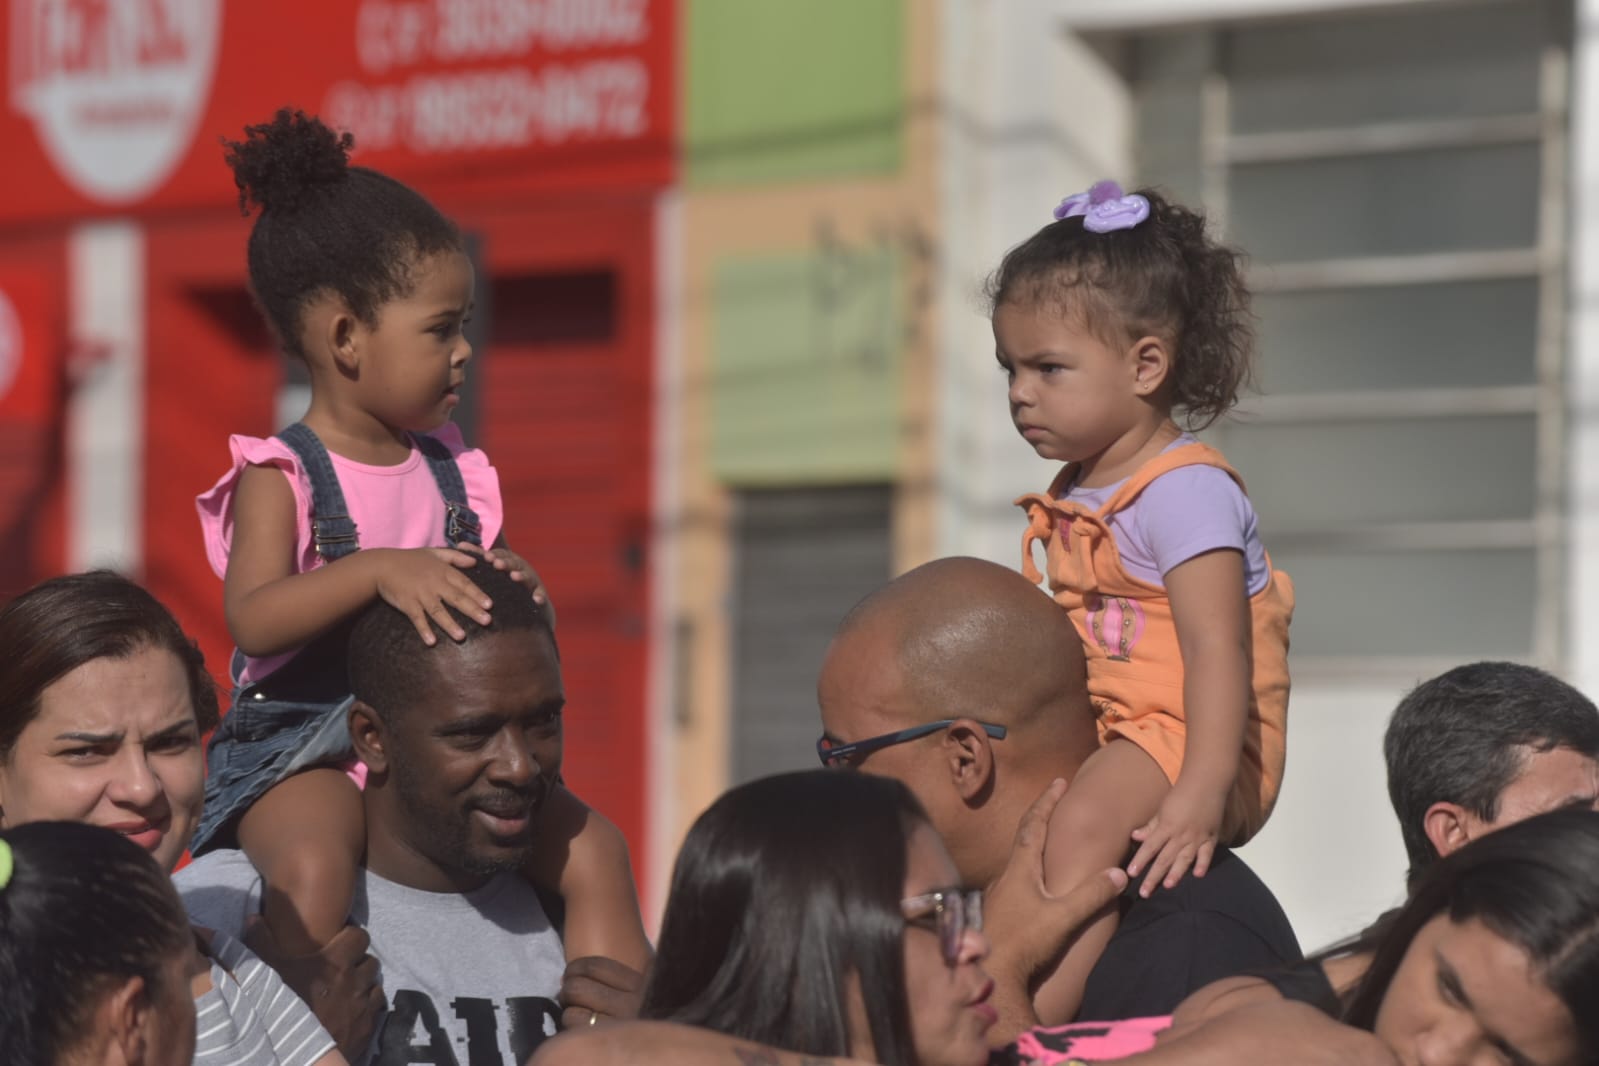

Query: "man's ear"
(1128, 335), (1171, 397)
(349, 700), (389, 773)
(942, 719), (997, 804)
(104, 974), (151, 1065)
(1422, 801), (1475, 859)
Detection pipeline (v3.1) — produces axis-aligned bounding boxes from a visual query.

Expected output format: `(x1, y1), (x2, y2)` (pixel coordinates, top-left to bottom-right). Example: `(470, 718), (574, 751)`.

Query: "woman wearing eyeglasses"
(537, 775), (1598, 1066)
(536, 770), (1128, 1066)
(639, 770), (995, 1066)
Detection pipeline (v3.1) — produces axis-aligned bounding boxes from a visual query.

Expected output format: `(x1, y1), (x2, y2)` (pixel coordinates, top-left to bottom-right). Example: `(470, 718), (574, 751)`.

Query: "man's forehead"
(1498, 745), (1599, 818)
(422, 628), (562, 705)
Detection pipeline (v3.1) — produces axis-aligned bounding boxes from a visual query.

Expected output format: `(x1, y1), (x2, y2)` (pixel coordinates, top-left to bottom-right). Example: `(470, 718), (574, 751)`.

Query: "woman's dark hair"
(223, 108), (463, 359)
(1335, 808), (1599, 1056)
(641, 770), (929, 1064)
(985, 187), (1253, 430)
(0, 821), (193, 1063)
(0, 570), (219, 759)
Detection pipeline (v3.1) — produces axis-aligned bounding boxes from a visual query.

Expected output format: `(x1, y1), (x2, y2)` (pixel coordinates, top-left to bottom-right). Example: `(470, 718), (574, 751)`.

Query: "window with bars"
(1131, 0), (1571, 672)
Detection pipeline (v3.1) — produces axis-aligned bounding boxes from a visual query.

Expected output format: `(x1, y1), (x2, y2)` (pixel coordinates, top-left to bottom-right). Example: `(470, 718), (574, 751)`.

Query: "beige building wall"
(658, 0), (944, 922)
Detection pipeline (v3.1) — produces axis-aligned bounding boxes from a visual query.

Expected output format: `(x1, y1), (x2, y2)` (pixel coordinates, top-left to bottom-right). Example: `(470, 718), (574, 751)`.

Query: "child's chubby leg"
(236, 767), (365, 957)
(1031, 738), (1172, 1025)
(523, 784), (653, 977)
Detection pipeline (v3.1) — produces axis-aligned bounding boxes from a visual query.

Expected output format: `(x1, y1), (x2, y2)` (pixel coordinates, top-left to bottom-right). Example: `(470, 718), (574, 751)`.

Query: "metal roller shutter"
(729, 485), (893, 783)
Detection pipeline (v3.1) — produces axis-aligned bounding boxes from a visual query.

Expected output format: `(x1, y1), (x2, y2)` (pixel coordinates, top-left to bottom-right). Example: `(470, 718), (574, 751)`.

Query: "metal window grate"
(1136, 0), (1571, 668)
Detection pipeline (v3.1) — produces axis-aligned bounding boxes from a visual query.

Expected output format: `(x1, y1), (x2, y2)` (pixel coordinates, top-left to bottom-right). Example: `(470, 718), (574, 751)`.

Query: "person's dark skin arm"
(242, 918), (384, 1060)
(558, 956), (647, 1029)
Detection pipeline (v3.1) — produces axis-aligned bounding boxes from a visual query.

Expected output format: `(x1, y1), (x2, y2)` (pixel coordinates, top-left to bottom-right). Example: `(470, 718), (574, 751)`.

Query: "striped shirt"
(193, 931), (336, 1066)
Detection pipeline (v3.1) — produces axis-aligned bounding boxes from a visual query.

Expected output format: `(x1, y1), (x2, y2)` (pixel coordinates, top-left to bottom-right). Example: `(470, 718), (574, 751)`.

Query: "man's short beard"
(388, 743), (535, 879)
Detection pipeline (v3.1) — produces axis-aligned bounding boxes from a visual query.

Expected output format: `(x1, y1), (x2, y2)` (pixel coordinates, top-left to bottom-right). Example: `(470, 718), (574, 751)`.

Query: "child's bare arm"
(1127, 548), (1251, 894)
(526, 786), (653, 975)
(224, 464), (490, 655)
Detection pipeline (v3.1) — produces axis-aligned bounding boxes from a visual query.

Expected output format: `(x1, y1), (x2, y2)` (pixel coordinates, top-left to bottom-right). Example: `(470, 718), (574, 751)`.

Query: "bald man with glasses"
(814, 556), (1300, 1025)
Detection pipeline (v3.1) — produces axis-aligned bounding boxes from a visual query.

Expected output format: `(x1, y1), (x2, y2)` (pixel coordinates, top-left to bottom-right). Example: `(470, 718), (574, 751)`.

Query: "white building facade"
(934, 0), (1591, 949)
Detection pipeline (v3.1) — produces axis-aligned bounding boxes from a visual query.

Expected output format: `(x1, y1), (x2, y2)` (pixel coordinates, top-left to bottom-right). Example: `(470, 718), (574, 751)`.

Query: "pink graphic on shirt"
(1011, 1016), (1170, 1063)
(1086, 596), (1144, 661)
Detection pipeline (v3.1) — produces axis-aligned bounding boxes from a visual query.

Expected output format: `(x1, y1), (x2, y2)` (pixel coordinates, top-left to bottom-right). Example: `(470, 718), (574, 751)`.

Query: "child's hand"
(370, 547), (491, 645)
(1126, 783), (1226, 897)
(457, 542), (557, 626)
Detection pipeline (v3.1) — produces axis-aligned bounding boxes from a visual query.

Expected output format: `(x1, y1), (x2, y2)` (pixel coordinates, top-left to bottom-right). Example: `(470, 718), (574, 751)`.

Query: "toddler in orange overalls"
(990, 182), (1293, 1022)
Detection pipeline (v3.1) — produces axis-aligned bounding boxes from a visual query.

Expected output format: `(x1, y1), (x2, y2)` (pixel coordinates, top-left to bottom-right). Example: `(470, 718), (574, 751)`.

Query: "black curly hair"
(985, 187), (1254, 430)
(223, 108), (463, 360)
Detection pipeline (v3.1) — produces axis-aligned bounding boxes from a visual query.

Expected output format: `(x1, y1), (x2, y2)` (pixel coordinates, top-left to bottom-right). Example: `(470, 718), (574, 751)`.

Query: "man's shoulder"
(1121, 847), (1295, 935)
(174, 850), (264, 939)
(1080, 848), (1302, 1020)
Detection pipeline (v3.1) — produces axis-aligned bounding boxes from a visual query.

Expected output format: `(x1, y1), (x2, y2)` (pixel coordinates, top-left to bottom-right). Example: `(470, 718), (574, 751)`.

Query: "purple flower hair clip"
(1053, 180), (1150, 233)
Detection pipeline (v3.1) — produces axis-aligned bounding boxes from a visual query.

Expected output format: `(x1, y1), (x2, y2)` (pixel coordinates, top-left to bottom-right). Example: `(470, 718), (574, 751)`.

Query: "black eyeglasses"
(901, 887), (984, 965)
(816, 720), (1008, 767)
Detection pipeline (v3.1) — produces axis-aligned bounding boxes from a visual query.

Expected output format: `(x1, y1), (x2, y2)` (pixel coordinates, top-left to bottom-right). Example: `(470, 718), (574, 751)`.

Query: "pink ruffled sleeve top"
(195, 423), (504, 687)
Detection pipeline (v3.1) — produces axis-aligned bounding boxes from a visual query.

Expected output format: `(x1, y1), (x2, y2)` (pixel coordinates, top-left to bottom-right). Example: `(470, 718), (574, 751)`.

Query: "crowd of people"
(3, 107), (1599, 1066)
(4, 561), (1599, 1065)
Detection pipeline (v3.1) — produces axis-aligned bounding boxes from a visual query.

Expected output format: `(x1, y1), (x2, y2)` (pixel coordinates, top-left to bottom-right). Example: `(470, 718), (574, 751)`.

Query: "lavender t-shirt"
(1060, 438), (1269, 595)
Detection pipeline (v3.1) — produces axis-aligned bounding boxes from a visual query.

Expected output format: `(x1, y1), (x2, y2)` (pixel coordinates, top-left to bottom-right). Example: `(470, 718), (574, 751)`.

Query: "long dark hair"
(1337, 808), (1599, 1055)
(0, 821), (194, 1063)
(641, 771), (928, 1064)
(0, 570), (219, 759)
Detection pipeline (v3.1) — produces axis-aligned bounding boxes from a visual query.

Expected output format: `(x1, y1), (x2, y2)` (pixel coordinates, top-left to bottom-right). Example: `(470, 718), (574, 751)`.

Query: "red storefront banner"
(0, 0), (676, 223)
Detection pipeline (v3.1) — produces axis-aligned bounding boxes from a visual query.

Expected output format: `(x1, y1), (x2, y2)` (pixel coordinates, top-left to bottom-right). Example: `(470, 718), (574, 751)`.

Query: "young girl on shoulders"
(993, 181), (1293, 1021)
(192, 109), (650, 983)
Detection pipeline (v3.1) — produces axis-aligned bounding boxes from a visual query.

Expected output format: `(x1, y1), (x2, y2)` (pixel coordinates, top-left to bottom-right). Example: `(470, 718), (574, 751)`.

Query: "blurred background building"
(0, 0), (1588, 949)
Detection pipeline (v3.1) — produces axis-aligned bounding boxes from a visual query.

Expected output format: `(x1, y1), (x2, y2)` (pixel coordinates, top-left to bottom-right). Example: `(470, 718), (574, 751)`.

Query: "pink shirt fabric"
(1009, 1016), (1171, 1063)
(196, 422), (503, 686)
(1060, 437), (1269, 596)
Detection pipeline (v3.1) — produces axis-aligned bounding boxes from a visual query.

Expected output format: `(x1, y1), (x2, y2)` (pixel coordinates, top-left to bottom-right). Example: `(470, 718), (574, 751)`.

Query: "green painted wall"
(686, 0), (904, 186)
(711, 248), (904, 482)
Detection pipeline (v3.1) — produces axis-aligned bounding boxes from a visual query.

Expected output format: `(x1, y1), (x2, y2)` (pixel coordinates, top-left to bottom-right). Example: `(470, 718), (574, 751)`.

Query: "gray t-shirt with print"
(177, 850), (566, 1066)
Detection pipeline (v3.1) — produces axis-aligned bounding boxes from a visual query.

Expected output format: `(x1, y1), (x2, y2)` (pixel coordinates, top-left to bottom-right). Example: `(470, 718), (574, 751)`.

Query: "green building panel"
(710, 248), (904, 483)
(686, 0), (904, 186)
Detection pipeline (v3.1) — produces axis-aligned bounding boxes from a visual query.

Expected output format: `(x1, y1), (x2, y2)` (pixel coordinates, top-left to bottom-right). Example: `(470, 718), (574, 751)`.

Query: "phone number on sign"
(324, 58), (649, 153)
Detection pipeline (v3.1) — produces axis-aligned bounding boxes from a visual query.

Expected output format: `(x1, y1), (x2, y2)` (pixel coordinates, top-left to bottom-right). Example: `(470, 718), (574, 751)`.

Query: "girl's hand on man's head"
(455, 541), (557, 627)
(368, 546), (490, 645)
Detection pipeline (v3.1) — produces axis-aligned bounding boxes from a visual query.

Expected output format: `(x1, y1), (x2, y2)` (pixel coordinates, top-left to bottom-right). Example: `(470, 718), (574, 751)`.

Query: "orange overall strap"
(1098, 442), (1245, 519)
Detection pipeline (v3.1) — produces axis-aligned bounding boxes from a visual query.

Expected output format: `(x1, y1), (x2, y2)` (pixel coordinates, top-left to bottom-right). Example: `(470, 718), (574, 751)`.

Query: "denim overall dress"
(191, 423), (483, 854)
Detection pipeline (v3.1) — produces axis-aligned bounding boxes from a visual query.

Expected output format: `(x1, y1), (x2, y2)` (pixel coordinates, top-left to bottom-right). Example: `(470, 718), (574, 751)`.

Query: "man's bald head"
(831, 556), (1090, 736)
(819, 558), (1097, 884)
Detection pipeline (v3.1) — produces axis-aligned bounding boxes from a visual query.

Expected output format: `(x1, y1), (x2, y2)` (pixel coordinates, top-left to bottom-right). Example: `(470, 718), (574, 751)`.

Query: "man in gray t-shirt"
(178, 561), (570, 1065)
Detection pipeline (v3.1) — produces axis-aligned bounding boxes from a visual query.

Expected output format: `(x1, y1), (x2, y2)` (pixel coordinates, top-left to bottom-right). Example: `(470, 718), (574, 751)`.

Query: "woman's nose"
(108, 750), (162, 805)
(958, 926), (991, 965)
(1414, 1017), (1480, 1066)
